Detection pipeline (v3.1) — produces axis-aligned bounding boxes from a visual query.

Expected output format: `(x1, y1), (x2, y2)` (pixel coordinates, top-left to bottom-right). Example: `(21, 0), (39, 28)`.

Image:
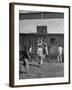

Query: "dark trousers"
(38, 56), (41, 66)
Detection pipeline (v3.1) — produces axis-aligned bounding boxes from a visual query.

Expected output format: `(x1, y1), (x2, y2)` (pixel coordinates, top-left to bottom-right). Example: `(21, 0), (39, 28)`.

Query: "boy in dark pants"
(22, 47), (29, 74)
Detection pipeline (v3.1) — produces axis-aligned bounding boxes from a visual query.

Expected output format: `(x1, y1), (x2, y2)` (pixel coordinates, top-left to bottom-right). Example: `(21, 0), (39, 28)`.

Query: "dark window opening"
(37, 26), (47, 35)
(50, 38), (55, 45)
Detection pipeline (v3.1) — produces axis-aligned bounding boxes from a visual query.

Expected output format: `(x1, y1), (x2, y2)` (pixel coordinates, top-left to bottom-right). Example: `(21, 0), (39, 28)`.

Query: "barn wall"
(19, 34), (64, 55)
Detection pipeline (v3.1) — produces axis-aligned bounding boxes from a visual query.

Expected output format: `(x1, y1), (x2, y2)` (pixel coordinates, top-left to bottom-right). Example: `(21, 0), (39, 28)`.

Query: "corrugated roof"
(19, 12), (64, 20)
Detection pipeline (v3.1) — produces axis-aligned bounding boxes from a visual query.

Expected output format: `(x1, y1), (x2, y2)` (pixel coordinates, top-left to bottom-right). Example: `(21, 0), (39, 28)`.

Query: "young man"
(37, 45), (43, 66)
(43, 42), (48, 62)
(22, 47), (29, 74)
(58, 45), (63, 62)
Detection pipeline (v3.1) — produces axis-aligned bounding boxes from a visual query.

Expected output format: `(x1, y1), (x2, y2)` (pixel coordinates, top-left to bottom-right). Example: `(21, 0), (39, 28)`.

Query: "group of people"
(21, 38), (63, 74)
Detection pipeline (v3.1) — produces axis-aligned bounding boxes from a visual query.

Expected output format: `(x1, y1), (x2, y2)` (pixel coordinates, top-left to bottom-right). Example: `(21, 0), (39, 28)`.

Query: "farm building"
(19, 12), (64, 57)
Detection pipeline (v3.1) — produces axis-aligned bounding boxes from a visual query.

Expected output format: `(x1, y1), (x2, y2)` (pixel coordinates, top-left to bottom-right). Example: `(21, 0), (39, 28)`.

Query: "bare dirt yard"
(19, 61), (64, 79)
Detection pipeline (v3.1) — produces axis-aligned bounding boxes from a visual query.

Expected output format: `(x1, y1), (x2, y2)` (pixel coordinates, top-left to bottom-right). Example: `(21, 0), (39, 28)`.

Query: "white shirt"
(45, 47), (48, 55)
(37, 47), (43, 56)
(58, 46), (63, 54)
(29, 47), (32, 53)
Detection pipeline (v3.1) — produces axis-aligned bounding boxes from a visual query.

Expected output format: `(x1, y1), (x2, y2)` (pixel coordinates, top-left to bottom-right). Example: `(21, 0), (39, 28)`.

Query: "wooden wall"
(19, 34), (64, 55)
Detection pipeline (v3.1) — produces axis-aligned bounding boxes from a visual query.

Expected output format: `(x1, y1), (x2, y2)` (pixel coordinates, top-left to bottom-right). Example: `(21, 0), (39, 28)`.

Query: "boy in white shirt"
(58, 45), (63, 62)
(37, 46), (43, 66)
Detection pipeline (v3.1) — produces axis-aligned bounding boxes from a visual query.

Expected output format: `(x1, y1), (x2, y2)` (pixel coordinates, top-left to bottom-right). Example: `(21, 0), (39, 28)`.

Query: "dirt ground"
(19, 61), (64, 79)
